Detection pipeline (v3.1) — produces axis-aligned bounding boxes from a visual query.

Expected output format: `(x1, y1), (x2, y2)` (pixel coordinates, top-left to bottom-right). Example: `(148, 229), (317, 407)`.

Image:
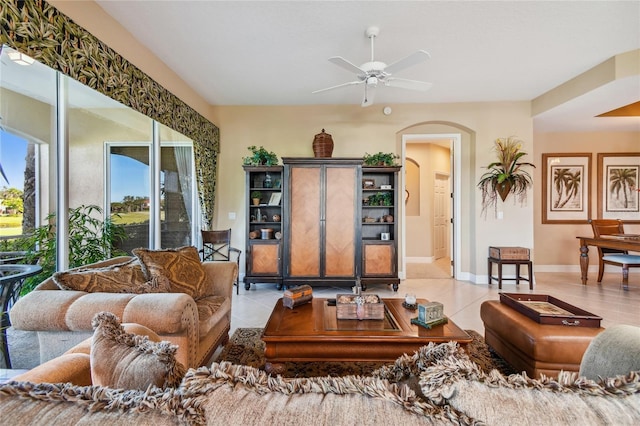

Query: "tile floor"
(230, 271), (640, 336)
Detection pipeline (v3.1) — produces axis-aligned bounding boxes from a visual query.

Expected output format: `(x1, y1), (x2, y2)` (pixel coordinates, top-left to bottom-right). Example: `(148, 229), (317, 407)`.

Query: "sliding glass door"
(107, 131), (197, 252)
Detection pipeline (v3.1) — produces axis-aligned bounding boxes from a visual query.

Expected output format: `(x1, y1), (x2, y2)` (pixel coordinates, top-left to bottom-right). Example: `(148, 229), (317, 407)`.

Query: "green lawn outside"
(111, 211), (150, 225)
(0, 212), (151, 236)
(0, 215), (23, 237)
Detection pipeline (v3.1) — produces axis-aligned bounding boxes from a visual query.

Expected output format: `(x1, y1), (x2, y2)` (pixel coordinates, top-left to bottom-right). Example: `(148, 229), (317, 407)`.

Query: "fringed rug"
(214, 328), (517, 378)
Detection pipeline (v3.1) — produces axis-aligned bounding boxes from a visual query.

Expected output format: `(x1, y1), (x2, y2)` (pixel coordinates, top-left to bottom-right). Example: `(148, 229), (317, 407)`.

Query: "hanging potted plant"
(242, 145), (279, 166)
(477, 137), (535, 215)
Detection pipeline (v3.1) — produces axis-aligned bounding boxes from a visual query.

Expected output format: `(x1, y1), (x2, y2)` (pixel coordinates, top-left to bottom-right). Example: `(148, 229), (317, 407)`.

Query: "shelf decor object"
(336, 293), (384, 320)
(312, 129), (334, 158)
(363, 151), (399, 166)
(283, 285), (313, 309)
(242, 145), (279, 166)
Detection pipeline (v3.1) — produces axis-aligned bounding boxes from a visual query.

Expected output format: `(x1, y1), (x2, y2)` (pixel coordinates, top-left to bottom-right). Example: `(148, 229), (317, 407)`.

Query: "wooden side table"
(488, 257), (533, 290)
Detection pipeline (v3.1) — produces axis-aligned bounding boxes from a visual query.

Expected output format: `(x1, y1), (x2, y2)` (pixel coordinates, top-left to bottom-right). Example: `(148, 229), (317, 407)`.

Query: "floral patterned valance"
(0, 0), (218, 228)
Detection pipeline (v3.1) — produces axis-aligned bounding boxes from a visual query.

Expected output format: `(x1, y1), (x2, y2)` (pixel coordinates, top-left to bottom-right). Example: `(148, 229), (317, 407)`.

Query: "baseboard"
(405, 257), (434, 264)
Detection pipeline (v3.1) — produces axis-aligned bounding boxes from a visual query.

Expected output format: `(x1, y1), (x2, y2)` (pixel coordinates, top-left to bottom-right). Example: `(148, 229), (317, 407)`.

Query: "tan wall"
(212, 103), (533, 280)
(533, 131), (640, 271)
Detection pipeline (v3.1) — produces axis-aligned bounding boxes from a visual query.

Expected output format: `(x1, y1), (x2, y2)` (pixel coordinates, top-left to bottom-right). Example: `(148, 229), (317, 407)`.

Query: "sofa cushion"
(133, 246), (207, 300)
(196, 296), (229, 336)
(579, 324), (640, 381)
(90, 312), (186, 390)
(53, 258), (170, 294)
(179, 361), (462, 424)
(0, 382), (191, 425)
(387, 340), (640, 426)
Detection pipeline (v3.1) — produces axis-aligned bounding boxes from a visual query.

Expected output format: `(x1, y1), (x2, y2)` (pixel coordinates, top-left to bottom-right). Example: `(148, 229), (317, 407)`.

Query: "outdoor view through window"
(0, 131), (30, 237)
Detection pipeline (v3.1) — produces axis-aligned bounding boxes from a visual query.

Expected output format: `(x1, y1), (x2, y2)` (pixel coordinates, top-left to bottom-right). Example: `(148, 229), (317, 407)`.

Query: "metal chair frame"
(199, 229), (242, 294)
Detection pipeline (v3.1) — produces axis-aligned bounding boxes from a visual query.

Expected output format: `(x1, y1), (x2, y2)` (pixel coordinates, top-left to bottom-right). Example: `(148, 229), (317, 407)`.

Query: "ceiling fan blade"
(328, 56), (365, 75)
(312, 80), (363, 94)
(361, 85), (376, 107)
(384, 50), (430, 75)
(385, 77), (433, 91)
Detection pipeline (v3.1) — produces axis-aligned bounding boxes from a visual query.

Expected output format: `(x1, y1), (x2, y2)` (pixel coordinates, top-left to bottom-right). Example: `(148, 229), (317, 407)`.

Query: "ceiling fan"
(313, 26), (432, 107)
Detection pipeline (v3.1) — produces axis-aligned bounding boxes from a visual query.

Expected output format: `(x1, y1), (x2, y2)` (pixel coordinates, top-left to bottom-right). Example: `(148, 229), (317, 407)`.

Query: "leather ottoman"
(480, 300), (604, 378)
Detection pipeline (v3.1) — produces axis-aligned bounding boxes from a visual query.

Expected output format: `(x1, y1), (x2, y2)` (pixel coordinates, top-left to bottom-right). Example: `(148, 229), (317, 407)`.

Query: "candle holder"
(402, 293), (417, 310)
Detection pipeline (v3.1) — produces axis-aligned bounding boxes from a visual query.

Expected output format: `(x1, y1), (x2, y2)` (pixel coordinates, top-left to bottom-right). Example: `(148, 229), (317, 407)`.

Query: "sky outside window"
(0, 130), (27, 189)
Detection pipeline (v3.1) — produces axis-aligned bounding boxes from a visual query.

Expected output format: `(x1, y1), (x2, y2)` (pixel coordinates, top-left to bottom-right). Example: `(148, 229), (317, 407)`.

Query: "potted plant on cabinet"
(477, 136), (535, 215)
(251, 191), (262, 206)
(363, 152), (399, 166)
(242, 146), (279, 166)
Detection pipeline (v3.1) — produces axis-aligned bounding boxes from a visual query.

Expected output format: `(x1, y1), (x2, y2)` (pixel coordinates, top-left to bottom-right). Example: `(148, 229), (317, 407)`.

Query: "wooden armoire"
(282, 158), (361, 288)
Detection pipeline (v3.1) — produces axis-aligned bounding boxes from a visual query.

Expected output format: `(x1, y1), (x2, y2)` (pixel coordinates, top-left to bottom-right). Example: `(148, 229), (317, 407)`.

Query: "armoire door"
(289, 166), (321, 277)
(286, 160), (358, 281)
(324, 166), (356, 277)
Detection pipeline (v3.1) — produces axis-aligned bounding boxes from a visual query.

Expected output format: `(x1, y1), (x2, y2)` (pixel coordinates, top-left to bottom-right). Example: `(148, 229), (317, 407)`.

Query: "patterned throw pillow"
(53, 258), (170, 293)
(132, 246), (207, 300)
(90, 312), (185, 390)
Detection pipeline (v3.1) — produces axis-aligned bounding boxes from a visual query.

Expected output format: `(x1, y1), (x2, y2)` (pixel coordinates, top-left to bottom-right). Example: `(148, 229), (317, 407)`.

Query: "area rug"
(214, 328), (517, 378)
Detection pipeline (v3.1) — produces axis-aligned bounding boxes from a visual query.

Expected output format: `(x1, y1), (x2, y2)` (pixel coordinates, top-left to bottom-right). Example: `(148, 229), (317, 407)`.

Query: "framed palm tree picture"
(542, 153), (592, 224)
(597, 153), (639, 223)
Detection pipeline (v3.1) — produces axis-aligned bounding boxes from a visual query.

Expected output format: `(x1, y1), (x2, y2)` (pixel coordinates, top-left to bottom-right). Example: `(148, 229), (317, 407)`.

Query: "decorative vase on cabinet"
(243, 165), (284, 291)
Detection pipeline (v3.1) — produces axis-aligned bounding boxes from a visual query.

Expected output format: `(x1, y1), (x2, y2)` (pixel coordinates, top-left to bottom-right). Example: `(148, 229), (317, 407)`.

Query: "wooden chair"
(199, 229), (242, 294)
(589, 219), (640, 289)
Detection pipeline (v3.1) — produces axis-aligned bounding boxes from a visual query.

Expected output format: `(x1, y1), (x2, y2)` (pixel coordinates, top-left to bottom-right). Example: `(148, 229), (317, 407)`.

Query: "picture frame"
(597, 153), (639, 223)
(268, 192), (282, 206)
(362, 178), (375, 189)
(542, 153), (591, 224)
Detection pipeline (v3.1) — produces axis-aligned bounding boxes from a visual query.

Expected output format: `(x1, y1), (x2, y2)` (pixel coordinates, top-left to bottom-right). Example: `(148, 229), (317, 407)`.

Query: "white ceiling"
(94, 1), (640, 132)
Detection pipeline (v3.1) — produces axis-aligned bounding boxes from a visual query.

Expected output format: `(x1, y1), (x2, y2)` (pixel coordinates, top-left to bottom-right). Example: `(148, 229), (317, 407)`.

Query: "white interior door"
(433, 173), (449, 259)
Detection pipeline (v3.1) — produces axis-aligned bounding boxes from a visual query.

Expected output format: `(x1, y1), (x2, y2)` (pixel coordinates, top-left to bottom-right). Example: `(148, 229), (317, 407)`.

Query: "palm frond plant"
(18, 204), (127, 295)
(477, 137), (535, 216)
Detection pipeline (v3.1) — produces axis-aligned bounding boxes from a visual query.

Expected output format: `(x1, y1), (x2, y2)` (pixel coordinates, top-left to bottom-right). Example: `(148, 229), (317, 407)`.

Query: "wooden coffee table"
(262, 297), (472, 373)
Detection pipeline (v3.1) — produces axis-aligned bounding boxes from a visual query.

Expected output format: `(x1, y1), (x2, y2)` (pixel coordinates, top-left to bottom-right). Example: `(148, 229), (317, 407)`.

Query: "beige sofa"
(9, 255), (238, 368)
(1, 323), (639, 425)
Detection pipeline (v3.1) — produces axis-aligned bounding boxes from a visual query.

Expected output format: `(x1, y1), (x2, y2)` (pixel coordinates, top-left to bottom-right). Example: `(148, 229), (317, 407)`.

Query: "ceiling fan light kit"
(312, 26), (432, 107)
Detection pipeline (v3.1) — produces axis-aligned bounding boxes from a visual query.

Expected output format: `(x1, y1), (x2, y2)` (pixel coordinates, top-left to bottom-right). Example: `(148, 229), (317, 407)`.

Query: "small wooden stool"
(488, 257), (533, 289)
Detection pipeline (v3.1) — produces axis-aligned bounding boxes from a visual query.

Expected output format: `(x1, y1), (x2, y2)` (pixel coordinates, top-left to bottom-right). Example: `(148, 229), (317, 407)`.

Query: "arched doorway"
(399, 122), (476, 281)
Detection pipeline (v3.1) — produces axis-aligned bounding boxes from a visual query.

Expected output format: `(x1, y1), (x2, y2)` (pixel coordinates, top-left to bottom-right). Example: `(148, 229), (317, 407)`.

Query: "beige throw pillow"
(90, 312), (186, 390)
(53, 258), (170, 293)
(133, 246), (207, 300)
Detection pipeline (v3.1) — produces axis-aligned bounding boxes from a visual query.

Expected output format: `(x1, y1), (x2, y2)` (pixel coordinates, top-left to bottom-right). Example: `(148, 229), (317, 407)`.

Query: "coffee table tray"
(324, 301), (400, 331)
(499, 293), (602, 327)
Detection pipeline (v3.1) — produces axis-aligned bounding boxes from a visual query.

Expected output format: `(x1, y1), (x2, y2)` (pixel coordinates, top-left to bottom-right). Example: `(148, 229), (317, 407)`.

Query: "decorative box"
(418, 302), (444, 323)
(283, 285), (313, 309)
(499, 293), (602, 328)
(489, 246), (530, 260)
(336, 294), (384, 320)
(411, 316), (448, 330)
